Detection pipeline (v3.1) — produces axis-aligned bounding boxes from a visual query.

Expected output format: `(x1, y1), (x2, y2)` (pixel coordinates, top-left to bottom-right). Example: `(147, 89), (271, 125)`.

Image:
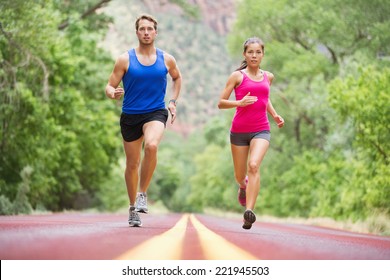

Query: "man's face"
(136, 19), (157, 45)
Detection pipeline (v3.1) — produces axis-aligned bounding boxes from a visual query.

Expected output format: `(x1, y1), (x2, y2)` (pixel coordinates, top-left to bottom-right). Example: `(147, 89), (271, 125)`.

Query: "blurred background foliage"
(0, 0), (389, 233)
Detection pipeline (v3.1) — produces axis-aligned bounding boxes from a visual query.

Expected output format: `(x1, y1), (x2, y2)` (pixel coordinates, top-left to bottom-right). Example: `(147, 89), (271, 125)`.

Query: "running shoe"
(242, 209), (256, 230)
(128, 206), (142, 227)
(135, 193), (148, 213)
(238, 176), (248, 206)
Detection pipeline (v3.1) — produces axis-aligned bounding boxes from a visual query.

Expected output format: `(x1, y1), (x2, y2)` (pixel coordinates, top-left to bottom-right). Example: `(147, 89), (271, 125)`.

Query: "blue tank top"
(122, 48), (168, 114)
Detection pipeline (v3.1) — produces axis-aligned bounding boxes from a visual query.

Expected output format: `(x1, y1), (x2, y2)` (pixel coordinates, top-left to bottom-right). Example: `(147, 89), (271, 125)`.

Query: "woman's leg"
(231, 144), (250, 187)
(246, 138), (270, 210)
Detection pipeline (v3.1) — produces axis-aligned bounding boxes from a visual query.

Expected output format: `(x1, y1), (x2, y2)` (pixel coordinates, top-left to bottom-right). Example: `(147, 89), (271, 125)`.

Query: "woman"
(218, 37), (284, 230)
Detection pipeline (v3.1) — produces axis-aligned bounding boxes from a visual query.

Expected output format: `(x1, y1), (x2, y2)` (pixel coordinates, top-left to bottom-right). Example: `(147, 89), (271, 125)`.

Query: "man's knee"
(126, 159), (140, 171)
(144, 142), (158, 155)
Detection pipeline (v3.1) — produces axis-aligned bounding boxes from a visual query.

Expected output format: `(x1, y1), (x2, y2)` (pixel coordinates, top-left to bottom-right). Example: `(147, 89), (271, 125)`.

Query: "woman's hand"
(239, 92), (258, 107)
(274, 115), (284, 128)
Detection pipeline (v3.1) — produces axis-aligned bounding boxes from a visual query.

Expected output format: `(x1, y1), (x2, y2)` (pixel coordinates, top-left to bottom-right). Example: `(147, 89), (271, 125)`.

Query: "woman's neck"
(246, 67), (262, 76)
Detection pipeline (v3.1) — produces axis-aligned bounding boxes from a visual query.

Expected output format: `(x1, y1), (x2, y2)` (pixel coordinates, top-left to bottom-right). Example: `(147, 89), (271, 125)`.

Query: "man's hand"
(168, 102), (177, 124)
(111, 86), (124, 100)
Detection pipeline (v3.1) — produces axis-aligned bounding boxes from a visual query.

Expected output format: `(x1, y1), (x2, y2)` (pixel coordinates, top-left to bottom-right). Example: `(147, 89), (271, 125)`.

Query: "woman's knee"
(247, 160), (260, 173)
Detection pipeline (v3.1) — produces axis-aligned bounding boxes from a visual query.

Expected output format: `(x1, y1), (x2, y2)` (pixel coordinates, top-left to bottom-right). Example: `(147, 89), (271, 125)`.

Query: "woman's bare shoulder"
(264, 70), (274, 83)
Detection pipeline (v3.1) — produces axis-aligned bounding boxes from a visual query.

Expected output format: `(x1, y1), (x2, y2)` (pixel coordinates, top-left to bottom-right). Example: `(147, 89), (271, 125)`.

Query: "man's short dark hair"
(135, 14), (158, 31)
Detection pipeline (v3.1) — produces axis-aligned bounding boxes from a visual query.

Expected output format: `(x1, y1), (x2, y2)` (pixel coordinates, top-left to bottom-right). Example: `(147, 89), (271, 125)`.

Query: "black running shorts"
(120, 109), (168, 142)
(230, 130), (271, 146)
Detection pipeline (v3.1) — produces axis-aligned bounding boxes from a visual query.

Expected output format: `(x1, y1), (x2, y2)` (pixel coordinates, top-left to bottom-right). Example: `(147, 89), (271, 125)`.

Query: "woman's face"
(244, 43), (264, 67)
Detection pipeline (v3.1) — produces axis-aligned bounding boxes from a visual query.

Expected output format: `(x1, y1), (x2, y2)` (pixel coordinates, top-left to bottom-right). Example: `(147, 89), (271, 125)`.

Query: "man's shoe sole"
(135, 208), (148, 214)
(129, 221), (142, 227)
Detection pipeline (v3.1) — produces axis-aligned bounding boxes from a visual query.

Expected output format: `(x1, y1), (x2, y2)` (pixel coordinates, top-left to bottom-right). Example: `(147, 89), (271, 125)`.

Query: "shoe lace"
(138, 194), (147, 207)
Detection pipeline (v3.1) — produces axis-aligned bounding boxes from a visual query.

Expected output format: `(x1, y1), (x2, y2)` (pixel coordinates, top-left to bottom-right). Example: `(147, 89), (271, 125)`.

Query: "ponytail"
(235, 60), (247, 71)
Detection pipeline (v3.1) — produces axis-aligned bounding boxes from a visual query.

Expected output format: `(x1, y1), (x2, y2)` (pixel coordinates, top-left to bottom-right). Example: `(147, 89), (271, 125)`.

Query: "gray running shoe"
(242, 209), (256, 230)
(135, 193), (148, 213)
(128, 206), (142, 227)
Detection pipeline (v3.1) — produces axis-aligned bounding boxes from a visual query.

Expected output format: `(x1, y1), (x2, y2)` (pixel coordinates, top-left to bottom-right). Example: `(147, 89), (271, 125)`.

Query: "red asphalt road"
(0, 212), (389, 260)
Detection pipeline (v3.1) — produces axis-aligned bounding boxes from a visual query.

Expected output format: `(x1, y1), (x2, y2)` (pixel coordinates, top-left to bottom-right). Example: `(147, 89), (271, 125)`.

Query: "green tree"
(328, 66), (390, 217)
(0, 0), (121, 212)
(329, 66), (389, 164)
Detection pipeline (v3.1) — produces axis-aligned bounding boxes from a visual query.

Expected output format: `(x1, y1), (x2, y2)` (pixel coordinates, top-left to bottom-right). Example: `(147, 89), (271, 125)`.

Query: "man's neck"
(137, 44), (156, 55)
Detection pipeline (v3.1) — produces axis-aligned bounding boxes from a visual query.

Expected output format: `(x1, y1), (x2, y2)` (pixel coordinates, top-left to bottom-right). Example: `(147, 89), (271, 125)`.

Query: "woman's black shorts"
(230, 130), (271, 146)
(120, 109), (168, 142)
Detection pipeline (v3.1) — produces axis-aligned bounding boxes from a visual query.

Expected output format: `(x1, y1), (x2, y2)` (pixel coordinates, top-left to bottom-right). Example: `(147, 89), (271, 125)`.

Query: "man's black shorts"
(120, 109), (168, 142)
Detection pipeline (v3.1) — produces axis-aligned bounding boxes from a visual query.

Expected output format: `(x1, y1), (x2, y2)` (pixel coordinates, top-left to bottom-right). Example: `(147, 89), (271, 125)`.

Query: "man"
(105, 14), (182, 227)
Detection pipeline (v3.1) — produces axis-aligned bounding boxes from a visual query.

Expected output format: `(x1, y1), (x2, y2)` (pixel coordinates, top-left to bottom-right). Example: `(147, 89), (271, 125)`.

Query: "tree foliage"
(0, 0), (121, 213)
(329, 66), (389, 164)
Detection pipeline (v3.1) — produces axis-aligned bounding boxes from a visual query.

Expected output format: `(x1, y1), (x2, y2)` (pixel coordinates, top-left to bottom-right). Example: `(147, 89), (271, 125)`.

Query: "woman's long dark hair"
(235, 37), (265, 71)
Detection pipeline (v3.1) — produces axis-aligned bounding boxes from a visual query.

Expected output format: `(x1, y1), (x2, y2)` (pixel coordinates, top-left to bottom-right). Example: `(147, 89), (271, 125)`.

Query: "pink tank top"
(231, 70), (270, 133)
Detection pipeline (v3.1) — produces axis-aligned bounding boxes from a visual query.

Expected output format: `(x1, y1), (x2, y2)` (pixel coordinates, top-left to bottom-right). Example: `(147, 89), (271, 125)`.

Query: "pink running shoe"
(237, 176), (248, 206)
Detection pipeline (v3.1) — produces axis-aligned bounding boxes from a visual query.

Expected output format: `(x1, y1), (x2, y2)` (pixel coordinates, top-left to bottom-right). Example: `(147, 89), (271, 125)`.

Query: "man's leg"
(134, 120), (165, 213)
(123, 137), (143, 207)
(123, 137), (144, 226)
(139, 120), (165, 193)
